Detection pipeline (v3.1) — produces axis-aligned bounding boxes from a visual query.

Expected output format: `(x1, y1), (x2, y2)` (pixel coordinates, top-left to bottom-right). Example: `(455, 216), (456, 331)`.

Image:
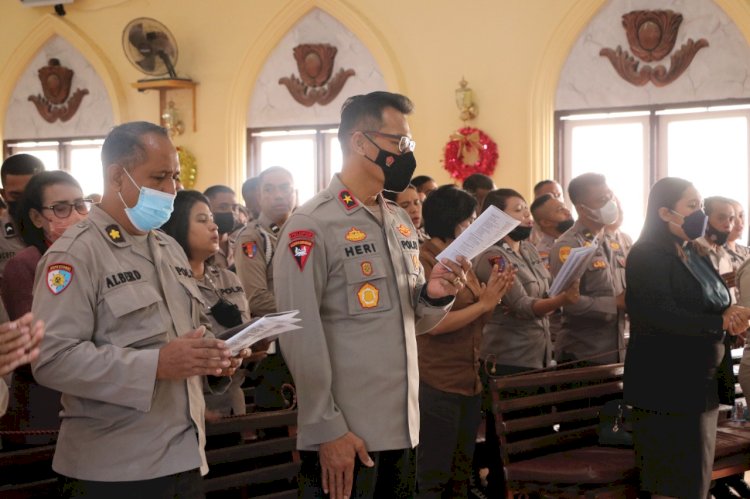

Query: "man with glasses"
(275, 91), (467, 498)
(0, 154), (44, 284)
(31, 122), (248, 498)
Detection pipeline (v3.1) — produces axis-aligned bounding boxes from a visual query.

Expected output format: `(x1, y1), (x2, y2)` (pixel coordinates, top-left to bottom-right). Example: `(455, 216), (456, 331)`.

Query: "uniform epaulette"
(296, 190), (333, 216)
(48, 220), (91, 253)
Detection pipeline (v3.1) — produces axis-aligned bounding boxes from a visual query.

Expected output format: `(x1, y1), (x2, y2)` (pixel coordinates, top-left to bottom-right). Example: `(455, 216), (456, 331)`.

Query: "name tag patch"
(47, 263), (73, 295)
(106, 270), (142, 288)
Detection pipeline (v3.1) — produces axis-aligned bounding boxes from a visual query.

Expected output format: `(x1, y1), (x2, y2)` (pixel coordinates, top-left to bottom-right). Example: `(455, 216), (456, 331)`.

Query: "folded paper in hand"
(548, 242), (599, 296)
(436, 205), (520, 264)
(217, 310), (302, 356)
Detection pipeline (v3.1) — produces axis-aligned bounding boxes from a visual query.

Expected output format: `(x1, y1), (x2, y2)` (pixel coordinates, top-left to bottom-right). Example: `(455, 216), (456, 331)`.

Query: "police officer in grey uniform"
(550, 173), (627, 366)
(475, 189), (579, 375)
(530, 193), (574, 270)
(0, 154), (44, 283)
(235, 166), (294, 317)
(31, 122), (247, 498)
(275, 92), (467, 499)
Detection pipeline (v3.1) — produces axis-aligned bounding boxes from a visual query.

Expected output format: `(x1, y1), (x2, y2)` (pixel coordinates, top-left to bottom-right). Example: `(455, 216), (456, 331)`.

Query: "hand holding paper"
(219, 310), (302, 356)
(436, 205), (520, 264)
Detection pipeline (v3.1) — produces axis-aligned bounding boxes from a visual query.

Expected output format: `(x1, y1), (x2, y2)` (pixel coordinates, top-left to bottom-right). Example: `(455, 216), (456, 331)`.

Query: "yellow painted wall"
(2, 0), (750, 198)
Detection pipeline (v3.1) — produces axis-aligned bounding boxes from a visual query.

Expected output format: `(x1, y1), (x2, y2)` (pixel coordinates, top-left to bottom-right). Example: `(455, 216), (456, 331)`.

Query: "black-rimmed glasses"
(360, 131), (416, 153)
(41, 199), (93, 218)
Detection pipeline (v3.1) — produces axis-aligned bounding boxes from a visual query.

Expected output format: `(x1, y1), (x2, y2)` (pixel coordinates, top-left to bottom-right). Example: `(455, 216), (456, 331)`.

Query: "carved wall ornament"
(28, 58), (89, 123)
(600, 10), (709, 87)
(279, 44), (355, 106)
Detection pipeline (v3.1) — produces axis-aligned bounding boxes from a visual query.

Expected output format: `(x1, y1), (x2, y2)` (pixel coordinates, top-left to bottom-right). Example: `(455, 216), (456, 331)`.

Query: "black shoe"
(713, 480), (741, 499)
(726, 476), (750, 498)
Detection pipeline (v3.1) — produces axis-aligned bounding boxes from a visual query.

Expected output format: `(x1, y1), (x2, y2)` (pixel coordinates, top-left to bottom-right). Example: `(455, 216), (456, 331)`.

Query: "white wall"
(556, 0), (750, 110)
(4, 35), (114, 140)
(247, 8), (386, 128)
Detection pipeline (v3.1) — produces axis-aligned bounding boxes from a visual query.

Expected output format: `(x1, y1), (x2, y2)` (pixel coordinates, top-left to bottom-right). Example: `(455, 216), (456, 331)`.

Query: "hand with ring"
(427, 256), (471, 299)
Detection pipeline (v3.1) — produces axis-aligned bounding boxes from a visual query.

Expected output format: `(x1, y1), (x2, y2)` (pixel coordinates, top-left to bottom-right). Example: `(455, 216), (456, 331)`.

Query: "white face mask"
(583, 199), (619, 226)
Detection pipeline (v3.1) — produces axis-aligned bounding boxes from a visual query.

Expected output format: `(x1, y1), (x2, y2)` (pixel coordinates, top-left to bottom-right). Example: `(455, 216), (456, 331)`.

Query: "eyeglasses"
(360, 131), (416, 154)
(41, 199), (93, 218)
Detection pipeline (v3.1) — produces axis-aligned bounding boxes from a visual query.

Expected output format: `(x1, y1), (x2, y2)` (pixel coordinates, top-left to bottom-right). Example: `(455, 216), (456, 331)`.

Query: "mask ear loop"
(117, 167), (142, 209)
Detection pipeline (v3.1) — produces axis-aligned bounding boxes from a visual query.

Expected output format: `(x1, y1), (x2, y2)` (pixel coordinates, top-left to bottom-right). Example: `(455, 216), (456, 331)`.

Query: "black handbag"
(597, 399), (633, 447)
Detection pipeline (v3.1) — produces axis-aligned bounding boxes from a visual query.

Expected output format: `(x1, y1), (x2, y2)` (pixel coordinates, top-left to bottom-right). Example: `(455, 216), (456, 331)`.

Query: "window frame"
(246, 124), (340, 195)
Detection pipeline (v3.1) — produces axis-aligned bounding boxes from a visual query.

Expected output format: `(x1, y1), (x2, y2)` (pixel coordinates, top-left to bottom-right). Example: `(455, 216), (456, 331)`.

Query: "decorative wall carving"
(279, 44), (355, 106)
(599, 10), (708, 87)
(28, 58), (89, 122)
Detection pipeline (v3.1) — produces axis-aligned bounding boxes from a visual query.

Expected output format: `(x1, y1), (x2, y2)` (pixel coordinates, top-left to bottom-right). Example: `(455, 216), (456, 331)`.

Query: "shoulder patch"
(558, 246), (571, 263)
(242, 241), (257, 258)
(338, 190), (359, 210)
(47, 263), (74, 295)
(288, 230), (314, 271)
(489, 255), (508, 272)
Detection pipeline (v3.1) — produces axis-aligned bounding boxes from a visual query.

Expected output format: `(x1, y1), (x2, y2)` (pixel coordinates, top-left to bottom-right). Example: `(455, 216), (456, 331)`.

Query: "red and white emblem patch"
(288, 230), (315, 271)
(47, 263), (74, 295)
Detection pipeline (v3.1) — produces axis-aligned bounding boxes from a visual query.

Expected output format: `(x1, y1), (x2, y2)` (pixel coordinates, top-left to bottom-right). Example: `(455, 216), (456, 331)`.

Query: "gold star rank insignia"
(105, 224), (125, 243)
(338, 189), (359, 210)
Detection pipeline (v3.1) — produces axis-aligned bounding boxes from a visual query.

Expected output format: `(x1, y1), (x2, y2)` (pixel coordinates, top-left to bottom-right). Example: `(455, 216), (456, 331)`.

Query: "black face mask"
(210, 298), (243, 328)
(556, 219), (575, 234)
(364, 136), (417, 193)
(706, 224), (730, 246)
(508, 225), (532, 242)
(214, 212), (235, 235)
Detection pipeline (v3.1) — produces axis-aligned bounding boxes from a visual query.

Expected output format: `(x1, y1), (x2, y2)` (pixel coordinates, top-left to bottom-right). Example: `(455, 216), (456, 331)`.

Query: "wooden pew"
(488, 361), (750, 498)
(204, 408), (300, 498)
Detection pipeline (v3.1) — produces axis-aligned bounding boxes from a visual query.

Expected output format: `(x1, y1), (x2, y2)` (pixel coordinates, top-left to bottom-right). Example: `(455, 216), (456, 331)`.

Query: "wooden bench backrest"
(489, 363), (625, 464)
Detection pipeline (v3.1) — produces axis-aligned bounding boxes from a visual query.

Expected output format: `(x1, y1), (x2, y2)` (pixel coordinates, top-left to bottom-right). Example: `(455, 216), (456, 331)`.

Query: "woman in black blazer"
(624, 177), (750, 499)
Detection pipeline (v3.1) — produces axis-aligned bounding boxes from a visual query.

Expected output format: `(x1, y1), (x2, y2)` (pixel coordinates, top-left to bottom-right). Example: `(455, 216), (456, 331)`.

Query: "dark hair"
(101, 121), (168, 174)
(462, 173), (494, 194)
(411, 175), (434, 191)
(17, 170), (82, 253)
(482, 188), (525, 213)
(704, 196), (735, 216)
(530, 193), (554, 218)
(338, 91), (414, 154)
(422, 185), (477, 240)
(203, 185), (235, 200)
(567, 172), (606, 205)
(1, 154), (44, 184)
(382, 184), (416, 203)
(161, 190), (210, 260)
(533, 179), (555, 196)
(639, 177), (693, 250)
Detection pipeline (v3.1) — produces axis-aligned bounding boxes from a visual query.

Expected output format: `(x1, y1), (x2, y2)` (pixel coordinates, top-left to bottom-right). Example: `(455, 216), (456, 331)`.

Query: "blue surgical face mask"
(118, 169), (175, 232)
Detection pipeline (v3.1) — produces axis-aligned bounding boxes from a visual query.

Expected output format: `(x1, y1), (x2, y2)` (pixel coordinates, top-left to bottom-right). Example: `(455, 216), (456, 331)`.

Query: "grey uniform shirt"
(0, 212), (26, 284)
(275, 174), (451, 452)
(31, 206), (221, 481)
(198, 264), (250, 416)
(235, 213), (280, 317)
(475, 241), (552, 369)
(550, 221), (627, 365)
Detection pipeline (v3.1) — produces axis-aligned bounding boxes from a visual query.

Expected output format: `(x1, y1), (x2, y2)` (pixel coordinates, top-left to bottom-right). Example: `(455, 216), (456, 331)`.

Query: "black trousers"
(58, 469), (204, 499)
(416, 382), (482, 499)
(298, 447), (416, 498)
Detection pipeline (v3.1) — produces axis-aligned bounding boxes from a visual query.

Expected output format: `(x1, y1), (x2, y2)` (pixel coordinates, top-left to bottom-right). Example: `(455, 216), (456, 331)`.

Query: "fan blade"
(137, 55), (157, 73)
(128, 23), (150, 53)
(146, 31), (175, 58)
